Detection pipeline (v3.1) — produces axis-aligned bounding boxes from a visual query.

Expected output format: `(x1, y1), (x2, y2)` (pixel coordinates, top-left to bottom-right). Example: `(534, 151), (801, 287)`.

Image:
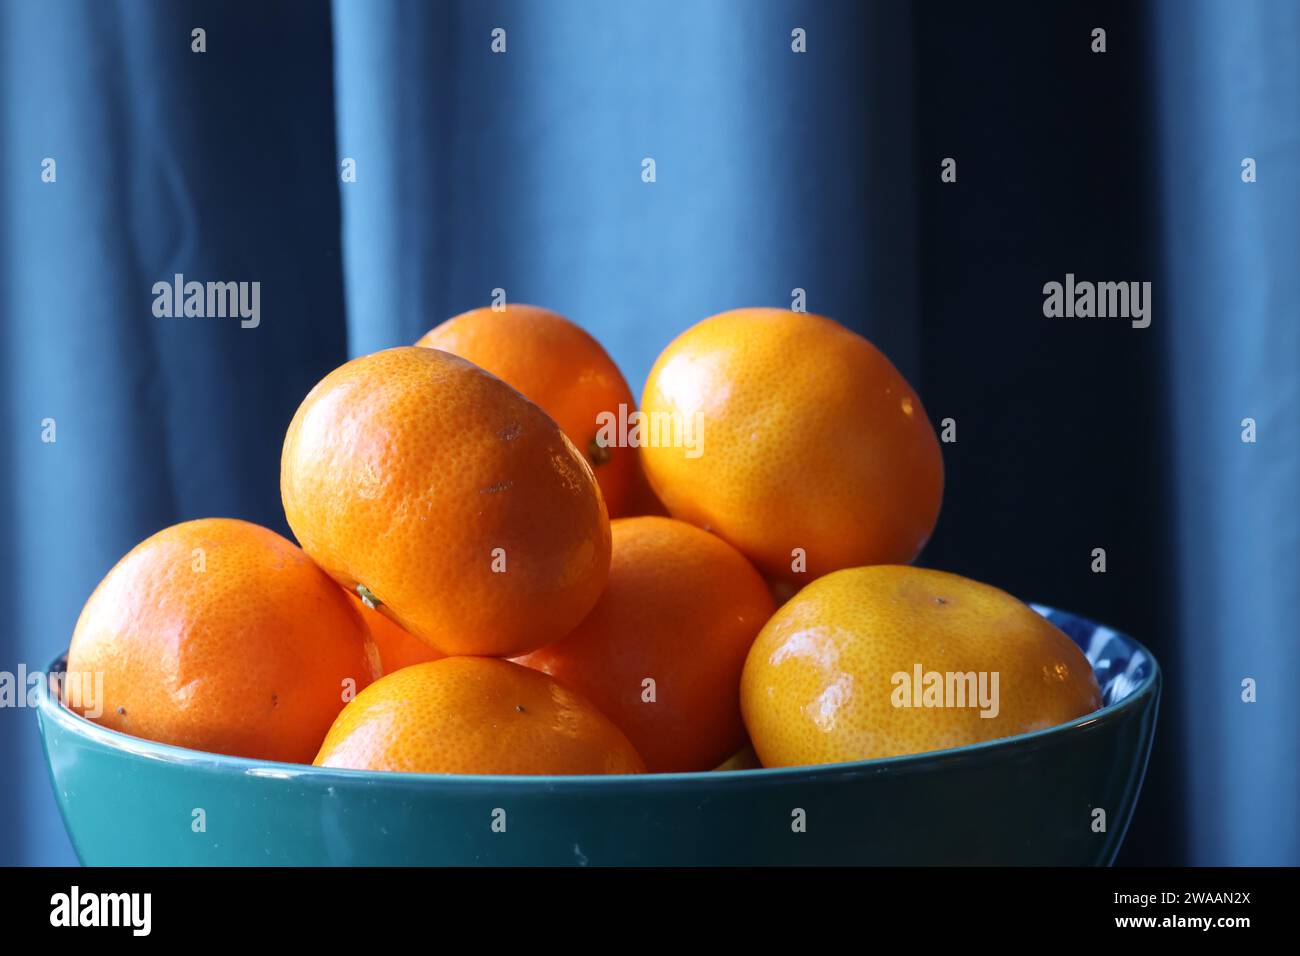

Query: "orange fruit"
(416, 305), (638, 517)
(66, 518), (379, 763)
(314, 657), (646, 775)
(517, 516), (775, 772)
(740, 565), (1103, 767)
(281, 346), (611, 658)
(349, 592), (442, 674)
(640, 308), (944, 584)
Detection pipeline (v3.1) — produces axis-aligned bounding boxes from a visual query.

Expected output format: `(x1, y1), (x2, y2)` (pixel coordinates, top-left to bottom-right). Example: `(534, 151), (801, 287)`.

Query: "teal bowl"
(37, 605), (1159, 866)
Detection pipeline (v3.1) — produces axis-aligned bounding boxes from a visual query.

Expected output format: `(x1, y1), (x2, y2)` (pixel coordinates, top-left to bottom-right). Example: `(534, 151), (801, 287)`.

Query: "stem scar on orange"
(640, 308), (944, 584)
(280, 346), (611, 658)
(314, 657), (647, 775)
(415, 305), (640, 517)
(348, 590), (443, 675)
(65, 518), (380, 764)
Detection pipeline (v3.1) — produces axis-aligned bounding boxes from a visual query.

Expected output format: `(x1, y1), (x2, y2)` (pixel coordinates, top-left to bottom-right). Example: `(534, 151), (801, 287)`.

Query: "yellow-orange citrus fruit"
(66, 518), (379, 763)
(314, 657), (646, 775)
(349, 592), (442, 674)
(640, 308), (944, 583)
(517, 516), (775, 772)
(281, 346), (611, 658)
(416, 305), (638, 517)
(713, 744), (762, 772)
(741, 566), (1102, 766)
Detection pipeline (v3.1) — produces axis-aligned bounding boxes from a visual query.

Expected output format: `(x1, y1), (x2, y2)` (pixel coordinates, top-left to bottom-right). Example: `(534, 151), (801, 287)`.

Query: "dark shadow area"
(911, 0), (1182, 865)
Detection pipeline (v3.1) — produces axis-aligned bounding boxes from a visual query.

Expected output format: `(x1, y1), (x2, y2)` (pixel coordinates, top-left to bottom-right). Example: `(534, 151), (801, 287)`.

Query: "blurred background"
(1, 0), (1296, 866)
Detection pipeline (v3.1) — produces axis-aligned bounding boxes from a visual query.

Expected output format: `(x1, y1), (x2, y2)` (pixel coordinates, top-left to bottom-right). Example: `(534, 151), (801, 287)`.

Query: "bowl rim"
(37, 605), (1161, 789)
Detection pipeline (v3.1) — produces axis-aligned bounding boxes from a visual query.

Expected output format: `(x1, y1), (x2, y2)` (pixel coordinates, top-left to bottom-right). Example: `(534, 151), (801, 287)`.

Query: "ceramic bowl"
(37, 604), (1159, 865)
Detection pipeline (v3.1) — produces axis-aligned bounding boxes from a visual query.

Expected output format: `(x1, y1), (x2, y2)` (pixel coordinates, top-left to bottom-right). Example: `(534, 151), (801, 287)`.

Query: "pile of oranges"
(66, 306), (1101, 775)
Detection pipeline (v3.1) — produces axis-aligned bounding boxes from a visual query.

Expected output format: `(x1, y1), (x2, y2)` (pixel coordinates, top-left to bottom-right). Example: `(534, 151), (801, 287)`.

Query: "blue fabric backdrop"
(1151, 0), (1300, 866)
(0, 0), (1295, 866)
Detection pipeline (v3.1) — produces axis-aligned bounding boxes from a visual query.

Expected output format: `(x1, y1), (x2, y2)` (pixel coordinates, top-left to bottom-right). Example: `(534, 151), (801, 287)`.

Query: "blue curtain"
(1150, 0), (1300, 866)
(1, 0), (1295, 866)
(0, 0), (348, 865)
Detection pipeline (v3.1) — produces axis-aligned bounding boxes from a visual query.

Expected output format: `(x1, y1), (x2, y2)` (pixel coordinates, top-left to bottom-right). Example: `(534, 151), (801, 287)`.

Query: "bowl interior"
(1030, 603), (1155, 706)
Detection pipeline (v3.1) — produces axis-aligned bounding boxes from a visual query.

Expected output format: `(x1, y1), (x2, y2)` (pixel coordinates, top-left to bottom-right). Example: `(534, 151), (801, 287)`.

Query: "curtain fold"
(1152, 0), (1300, 866)
(0, 0), (347, 864)
(330, 0), (918, 385)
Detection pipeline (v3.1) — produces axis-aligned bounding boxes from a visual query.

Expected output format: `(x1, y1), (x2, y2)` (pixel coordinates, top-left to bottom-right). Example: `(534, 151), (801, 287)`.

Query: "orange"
(516, 516), (775, 772)
(640, 308), (944, 584)
(740, 565), (1102, 767)
(281, 346), (611, 658)
(65, 518), (379, 763)
(416, 305), (638, 517)
(349, 592), (442, 674)
(314, 657), (646, 775)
